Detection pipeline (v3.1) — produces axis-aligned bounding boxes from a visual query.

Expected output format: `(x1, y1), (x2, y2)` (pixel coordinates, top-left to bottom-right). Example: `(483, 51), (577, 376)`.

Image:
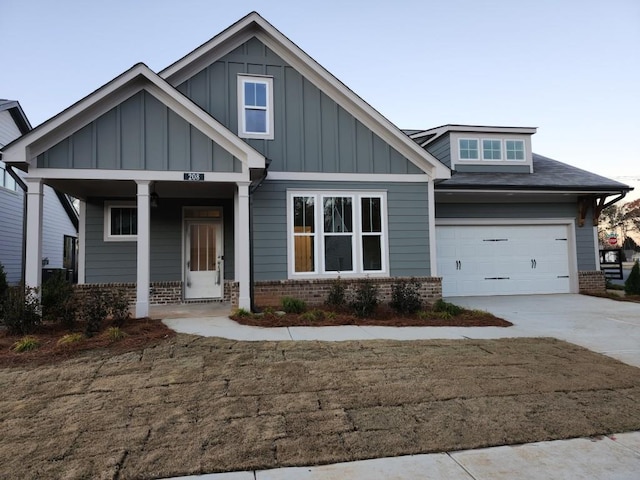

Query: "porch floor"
(148, 302), (232, 319)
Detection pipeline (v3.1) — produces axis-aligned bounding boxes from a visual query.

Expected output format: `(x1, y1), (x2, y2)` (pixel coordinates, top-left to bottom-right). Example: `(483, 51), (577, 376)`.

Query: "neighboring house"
(0, 100), (78, 284)
(1, 13), (631, 317)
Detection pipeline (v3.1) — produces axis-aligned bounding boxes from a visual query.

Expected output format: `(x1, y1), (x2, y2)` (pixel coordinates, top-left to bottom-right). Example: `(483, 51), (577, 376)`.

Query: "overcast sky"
(2, 0), (638, 190)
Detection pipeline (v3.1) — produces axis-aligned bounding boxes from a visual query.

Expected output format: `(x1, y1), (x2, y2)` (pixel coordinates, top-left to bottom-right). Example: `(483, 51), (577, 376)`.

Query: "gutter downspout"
(248, 159), (271, 313)
(6, 165), (28, 286)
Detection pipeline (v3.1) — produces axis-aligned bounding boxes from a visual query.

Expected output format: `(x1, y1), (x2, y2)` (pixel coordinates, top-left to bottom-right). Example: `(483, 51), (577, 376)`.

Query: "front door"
(184, 220), (223, 299)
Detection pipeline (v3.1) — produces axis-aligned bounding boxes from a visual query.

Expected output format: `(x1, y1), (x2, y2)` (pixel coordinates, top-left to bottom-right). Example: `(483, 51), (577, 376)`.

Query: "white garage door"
(436, 224), (571, 297)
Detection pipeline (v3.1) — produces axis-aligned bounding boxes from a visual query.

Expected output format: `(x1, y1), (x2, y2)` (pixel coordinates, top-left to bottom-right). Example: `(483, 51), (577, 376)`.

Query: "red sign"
(608, 236), (618, 246)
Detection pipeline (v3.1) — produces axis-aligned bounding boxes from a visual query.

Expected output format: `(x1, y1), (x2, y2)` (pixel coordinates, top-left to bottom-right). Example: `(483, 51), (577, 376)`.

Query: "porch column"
(136, 181), (151, 318)
(77, 200), (86, 284)
(235, 182), (251, 309)
(24, 178), (44, 291)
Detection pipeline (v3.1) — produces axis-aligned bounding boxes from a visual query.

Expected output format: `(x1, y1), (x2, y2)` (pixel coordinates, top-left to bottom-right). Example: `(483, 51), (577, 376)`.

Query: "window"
(505, 140), (525, 160)
(0, 161), (17, 191)
(104, 203), (137, 241)
(289, 191), (387, 276)
(458, 139), (479, 160)
(238, 75), (274, 139)
(482, 139), (502, 160)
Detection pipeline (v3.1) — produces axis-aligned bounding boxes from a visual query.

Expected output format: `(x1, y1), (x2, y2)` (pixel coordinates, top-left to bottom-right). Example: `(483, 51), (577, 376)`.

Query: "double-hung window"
(237, 75), (274, 139)
(289, 191), (387, 276)
(104, 203), (137, 241)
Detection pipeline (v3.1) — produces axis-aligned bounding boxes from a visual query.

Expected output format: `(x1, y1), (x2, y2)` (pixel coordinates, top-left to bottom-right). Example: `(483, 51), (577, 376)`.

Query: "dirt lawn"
(2, 335), (640, 480)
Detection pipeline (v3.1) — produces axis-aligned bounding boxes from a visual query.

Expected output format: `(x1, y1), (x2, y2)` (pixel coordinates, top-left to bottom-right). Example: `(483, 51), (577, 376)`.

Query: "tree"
(625, 261), (640, 295)
(598, 199), (640, 249)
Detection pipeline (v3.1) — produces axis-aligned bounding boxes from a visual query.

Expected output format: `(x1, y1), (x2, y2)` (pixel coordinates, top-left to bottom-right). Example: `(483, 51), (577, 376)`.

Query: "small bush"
(108, 289), (130, 326)
(233, 307), (252, 317)
(83, 290), (109, 337)
(281, 296), (307, 314)
(12, 336), (40, 352)
(432, 299), (463, 316)
(351, 279), (379, 318)
(57, 333), (84, 346)
(625, 261), (640, 295)
(326, 311), (337, 320)
(300, 309), (325, 322)
(0, 262), (8, 300)
(390, 278), (422, 315)
(105, 326), (127, 342)
(41, 271), (77, 328)
(326, 278), (346, 307)
(3, 286), (41, 335)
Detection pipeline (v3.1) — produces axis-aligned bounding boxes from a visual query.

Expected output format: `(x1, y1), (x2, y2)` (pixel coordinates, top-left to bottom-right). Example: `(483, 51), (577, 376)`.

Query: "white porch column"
(235, 182), (251, 309)
(136, 181), (151, 318)
(77, 200), (86, 284)
(25, 178), (44, 291)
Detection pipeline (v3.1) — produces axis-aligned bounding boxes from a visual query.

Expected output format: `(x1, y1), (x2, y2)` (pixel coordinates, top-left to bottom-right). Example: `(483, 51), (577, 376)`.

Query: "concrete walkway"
(162, 294), (640, 480)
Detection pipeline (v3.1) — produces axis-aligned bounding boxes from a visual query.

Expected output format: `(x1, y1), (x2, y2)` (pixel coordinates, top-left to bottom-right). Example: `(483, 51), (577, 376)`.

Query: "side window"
(238, 75), (274, 139)
(458, 139), (479, 160)
(104, 203), (137, 241)
(0, 161), (17, 191)
(505, 140), (525, 160)
(482, 139), (502, 160)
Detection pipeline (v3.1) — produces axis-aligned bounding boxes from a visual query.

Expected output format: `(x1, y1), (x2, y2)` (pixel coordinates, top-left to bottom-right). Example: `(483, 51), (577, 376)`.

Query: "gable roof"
(1, 64), (265, 171)
(436, 153), (633, 194)
(160, 12), (450, 180)
(0, 99), (32, 135)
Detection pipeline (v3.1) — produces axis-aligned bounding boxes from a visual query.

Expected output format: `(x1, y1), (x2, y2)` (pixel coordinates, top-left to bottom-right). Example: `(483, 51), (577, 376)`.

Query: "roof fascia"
(160, 13), (450, 180)
(437, 125), (537, 135)
(435, 187), (633, 194)
(0, 101), (32, 134)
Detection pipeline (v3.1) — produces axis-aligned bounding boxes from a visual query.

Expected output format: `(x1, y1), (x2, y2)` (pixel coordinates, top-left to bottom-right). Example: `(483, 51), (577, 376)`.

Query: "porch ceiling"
(45, 179), (237, 200)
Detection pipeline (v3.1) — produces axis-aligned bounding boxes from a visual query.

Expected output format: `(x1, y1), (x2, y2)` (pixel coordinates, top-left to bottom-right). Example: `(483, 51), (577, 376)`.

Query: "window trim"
(287, 190), (389, 278)
(458, 138), (479, 161)
(104, 202), (137, 242)
(237, 74), (274, 140)
(505, 139), (525, 161)
(481, 138), (502, 161)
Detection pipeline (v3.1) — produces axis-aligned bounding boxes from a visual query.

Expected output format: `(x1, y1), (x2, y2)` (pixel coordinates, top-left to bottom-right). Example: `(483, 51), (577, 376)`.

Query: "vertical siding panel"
(337, 106), (355, 172)
(355, 120), (371, 172)
(167, 109), (189, 171)
(372, 134), (390, 173)
(189, 69), (208, 111)
(190, 128), (210, 171)
(72, 124), (94, 169)
(266, 64), (285, 170)
(144, 93), (167, 170)
(47, 139), (72, 168)
(320, 92), (338, 172)
(302, 77), (321, 171)
(209, 62), (227, 124)
(227, 62), (244, 139)
(389, 147), (408, 174)
(211, 141), (233, 172)
(96, 108), (118, 169)
(284, 67), (303, 171)
(120, 92), (143, 169)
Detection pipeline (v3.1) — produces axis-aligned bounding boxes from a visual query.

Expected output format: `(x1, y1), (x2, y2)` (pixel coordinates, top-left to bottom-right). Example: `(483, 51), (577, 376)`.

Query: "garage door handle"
(531, 259), (537, 269)
(456, 260), (461, 270)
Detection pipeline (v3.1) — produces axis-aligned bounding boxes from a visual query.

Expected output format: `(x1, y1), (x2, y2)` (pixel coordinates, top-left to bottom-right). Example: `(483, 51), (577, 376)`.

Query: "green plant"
(0, 262), (8, 321)
(432, 299), (463, 316)
(281, 296), (307, 314)
(105, 326), (127, 342)
(3, 286), (41, 335)
(300, 309), (325, 322)
(326, 277), (346, 307)
(57, 333), (84, 346)
(233, 307), (252, 317)
(326, 311), (336, 320)
(83, 290), (109, 337)
(625, 261), (640, 295)
(41, 271), (77, 328)
(389, 278), (422, 315)
(108, 289), (130, 326)
(12, 336), (40, 352)
(350, 279), (379, 318)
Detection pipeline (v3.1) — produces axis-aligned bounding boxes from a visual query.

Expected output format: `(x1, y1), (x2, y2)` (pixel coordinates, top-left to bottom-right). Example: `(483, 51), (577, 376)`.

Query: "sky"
(2, 0), (639, 196)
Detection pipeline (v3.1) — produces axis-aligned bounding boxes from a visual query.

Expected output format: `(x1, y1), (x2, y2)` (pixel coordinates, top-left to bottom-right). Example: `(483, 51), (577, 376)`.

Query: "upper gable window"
(505, 140), (525, 161)
(482, 139), (502, 161)
(459, 139), (479, 160)
(237, 75), (274, 140)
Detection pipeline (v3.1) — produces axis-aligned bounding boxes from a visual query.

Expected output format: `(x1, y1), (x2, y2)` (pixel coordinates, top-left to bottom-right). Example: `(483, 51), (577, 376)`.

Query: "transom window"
(237, 75), (274, 139)
(104, 203), (137, 241)
(505, 140), (525, 160)
(0, 161), (17, 191)
(289, 192), (387, 276)
(482, 139), (502, 160)
(458, 139), (479, 160)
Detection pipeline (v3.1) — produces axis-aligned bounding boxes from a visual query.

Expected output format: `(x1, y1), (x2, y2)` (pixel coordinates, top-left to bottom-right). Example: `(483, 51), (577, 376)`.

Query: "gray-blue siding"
(42, 185), (77, 269)
(36, 91), (242, 173)
(84, 198), (235, 283)
(177, 37), (421, 175)
(252, 180), (431, 281)
(0, 187), (24, 284)
(425, 135), (451, 168)
(435, 202), (597, 271)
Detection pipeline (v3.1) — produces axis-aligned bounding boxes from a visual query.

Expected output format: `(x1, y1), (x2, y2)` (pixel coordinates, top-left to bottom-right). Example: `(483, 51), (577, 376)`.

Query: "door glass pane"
(190, 224), (216, 272)
(325, 236), (352, 271)
(362, 236), (382, 271)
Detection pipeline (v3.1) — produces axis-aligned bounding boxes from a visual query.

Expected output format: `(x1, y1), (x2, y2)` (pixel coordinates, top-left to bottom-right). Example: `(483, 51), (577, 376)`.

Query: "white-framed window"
(505, 139), (525, 160)
(482, 139), (502, 160)
(458, 139), (479, 160)
(288, 191), (388, 277)
(0, 161), (17, 191)
(237, 75), (274, 139)
(104, 202), (137, 242)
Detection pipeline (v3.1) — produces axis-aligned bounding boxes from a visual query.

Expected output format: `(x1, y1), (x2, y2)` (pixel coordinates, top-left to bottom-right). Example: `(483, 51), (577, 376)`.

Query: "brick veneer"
(253, 277), (442, 308)
(578, 270), (606, 294)
(73, 281), (182, 306)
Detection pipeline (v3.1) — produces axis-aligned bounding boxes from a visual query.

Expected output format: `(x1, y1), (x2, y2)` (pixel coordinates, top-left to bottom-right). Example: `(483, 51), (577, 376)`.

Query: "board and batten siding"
(252, 180), (431, 281)
(84, 198), (235, 284)
(36, 91), (242, 173)
(435, 202), (596, 271)
(177, 37), (421, 175)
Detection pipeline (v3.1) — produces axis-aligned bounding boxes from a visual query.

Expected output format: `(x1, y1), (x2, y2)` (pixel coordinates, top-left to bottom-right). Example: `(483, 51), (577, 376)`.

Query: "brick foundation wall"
(253, 277), (442, 308)
(224, 281), (239, 306)
(73, 281), (182, 307)
(578, 270), (606, 294)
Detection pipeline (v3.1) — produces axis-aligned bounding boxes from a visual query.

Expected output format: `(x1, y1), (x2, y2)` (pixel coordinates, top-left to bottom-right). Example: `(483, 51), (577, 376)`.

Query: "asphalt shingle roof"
(436, 154), (632, 192)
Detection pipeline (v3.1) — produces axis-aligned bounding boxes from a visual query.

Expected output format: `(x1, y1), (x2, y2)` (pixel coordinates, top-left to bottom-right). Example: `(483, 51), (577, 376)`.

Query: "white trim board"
(267, 172), (431, 182)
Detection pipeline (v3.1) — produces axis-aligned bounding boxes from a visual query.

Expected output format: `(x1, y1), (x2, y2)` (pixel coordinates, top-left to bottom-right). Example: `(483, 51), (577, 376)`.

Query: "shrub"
(57, 333), (84, 346)
(389, 278), (422, 315)
(300, 309), (325, 322)
(83, 290), (109, 337)
(0, 262), (8, 320)
(3, 286), (41, 335)
(625, 261), (640, 295)
(351, 279), (378, 318)
(108, 289), (130, 326)
(41, 271), (78, 328)
(233, 307), (252, 317)
(326, 278), (346, 307)
(432, 299), (463, 316)
(281, 296), (306, 314)
(105, 326), (127, 342)
(12, 336), (40, 352)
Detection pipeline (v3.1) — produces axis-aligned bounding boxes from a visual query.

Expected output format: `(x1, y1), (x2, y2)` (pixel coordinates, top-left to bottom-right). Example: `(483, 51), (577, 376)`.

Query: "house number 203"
(183, 172), (205, 181)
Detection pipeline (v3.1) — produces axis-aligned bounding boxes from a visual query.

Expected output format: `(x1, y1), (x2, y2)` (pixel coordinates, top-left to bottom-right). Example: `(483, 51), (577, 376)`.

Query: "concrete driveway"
(448, 294), (640, 367)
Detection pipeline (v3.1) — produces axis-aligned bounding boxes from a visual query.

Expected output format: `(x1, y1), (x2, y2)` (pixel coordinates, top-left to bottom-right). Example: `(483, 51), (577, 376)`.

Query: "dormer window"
(505, 140), (525, 161)
(459, 139), (479, 160)
(482, 139), (502, 160)
(238, 75), (274, 140)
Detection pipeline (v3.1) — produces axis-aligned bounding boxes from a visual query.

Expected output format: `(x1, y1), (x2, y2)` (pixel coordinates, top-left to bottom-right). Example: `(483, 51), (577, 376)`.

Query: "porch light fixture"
(150, 183), (159, 208)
